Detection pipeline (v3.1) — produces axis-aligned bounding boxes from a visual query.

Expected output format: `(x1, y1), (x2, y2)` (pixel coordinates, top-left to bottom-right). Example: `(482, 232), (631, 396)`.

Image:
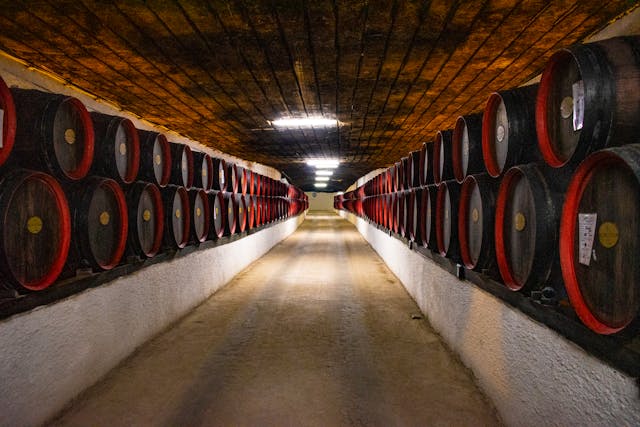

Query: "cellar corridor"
(51, 212), (499, 426)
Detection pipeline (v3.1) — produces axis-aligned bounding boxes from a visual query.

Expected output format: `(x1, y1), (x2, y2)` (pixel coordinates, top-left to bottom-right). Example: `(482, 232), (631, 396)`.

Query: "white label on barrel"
(0, 108), (4, 148)
(572, 80), (585, 131)
(578, 213), (597, 266)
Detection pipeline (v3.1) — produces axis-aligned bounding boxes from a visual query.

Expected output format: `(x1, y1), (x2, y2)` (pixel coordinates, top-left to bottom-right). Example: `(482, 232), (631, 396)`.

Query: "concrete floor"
(52, 212), (500, 426)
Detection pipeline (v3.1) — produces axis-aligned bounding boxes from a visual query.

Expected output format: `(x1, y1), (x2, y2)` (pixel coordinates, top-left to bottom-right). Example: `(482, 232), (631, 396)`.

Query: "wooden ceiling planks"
(0, 0), (634, 191)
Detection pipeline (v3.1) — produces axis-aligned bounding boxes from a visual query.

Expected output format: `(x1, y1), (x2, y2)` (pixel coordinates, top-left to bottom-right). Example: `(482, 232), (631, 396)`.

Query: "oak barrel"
(11, 89), (94, 181)
(90, 113), (139, 184)
(227, 163), (239, 193)
(235, 194), (247, 232)
(208, 190), (225, 239)
(536, 37), (640, 167)
(419, 142), (434, 186)
(482, 84), (539, 177)
(170, 143), (194, 188)
(193, 151), (213, 190)
(0, 74), (16, 167)
(452, 113), (484, 183)
(495, 164), (567, 291)
(435, 180), (462, 261)
(224, 192), (237, 235)
(161, 185), (190, 249)
(212, 157), (227, 191)
(189, 188), (210, 243)
(560, 144), (640, 334)
(246, 195), (256, 229)
(125, 182), (163, 258)
(138, 130), (171, 187)
(419, 187), (436, 248)
(0, 169), (71, 291)
(67, 176), (127, 271)
(408, 150), (421, 188)
(458, 174), (498, 271)
(433, 129), (454, 184)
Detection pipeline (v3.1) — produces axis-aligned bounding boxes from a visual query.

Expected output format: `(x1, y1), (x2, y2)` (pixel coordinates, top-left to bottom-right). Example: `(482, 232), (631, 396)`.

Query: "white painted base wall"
(339, 210), (640, 427)
(0, 214), (305, 427)
(305, 191), (335, 211)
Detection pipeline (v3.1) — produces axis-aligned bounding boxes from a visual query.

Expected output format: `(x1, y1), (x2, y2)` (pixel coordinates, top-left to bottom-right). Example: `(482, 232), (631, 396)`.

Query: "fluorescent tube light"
(306, 159), (340, 168)
(316, 170), (333, 176)
(315, 176), (330, 182)
(272, 117), (337, 128)
(315, 183), (328, 188)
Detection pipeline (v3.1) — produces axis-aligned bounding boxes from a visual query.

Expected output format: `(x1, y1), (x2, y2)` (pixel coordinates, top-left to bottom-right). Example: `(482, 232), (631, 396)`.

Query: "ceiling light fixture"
(316, 170), (334, 176)
(272, 117), (338, 128)
(315, 176), (330, 182)
(306, 159), (340, 168)
(314, 183), (328, 188)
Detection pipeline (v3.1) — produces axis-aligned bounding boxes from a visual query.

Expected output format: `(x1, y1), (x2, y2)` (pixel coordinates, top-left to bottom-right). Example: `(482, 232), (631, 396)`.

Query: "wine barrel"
(452, 114), (484, 183)
(264, 177), (272, 198)
(11, 89), (94, 181)
(386, 167), (394, 194)
(67, 177), (127, 271)
(212, 157), (227, 191)
(400, 192), (410, 238)
(419, 185), (437, 249)
(401, 157), (411, 190)
(223, 192), (237, 235)
(537, 37), (640, 168)
(138, 130), (171, 187)
(393, 162), (403, 192)
(419, 142), (434, 186)
(161, 185), (190, 249)
(255, 173), (262, 196)
(248, 170), (255, 195)
(408, 188), (422, 243)
(90, 113), (139, 184)
(0, 169), (70, 291)
(405, 189), (417, 242)
(560, 145), (640, 334)
(170, 143), (194, 188)
(495, 164), (567, 291)
(235, 165), (247, 195)
(244, 194), (255, 230)
(253, 196), (261, 227)
(483, 84), (539, 177)
(391, 192), (401, 234)
(208, 190), (225, 239)
(408, 150), (421, 188)
(193, 151), (213, 190)
(433, 130), (454, 184)
(458, 174), (498, 271)
(125, 182), (163, 258)
(436, 180), (462, 261)
(227, 163), (239, 193)
(0, 74), (16, 167)
(189, 188), (210, 243)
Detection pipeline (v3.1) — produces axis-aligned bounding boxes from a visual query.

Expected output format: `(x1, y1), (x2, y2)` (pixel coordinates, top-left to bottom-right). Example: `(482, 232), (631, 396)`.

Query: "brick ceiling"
(0, 1), (635, 191)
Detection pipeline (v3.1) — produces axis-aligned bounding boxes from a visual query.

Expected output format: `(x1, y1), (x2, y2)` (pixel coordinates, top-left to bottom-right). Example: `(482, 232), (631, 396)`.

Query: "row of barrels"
(2, 169), (307, 293)
(339, 143), (640, 336)
(354, 36), (640, 199)
(338, 36), (640, 336)
(0, 74), (309, 293)
(0, 75), (298, 199)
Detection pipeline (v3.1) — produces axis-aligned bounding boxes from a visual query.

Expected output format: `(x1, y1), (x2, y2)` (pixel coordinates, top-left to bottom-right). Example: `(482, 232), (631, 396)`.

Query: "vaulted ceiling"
(0, 1), (635, 191)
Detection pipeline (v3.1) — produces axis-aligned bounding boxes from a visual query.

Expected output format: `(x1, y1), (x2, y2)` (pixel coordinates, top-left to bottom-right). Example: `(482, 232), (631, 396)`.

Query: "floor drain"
(411, 314), (423, 320)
